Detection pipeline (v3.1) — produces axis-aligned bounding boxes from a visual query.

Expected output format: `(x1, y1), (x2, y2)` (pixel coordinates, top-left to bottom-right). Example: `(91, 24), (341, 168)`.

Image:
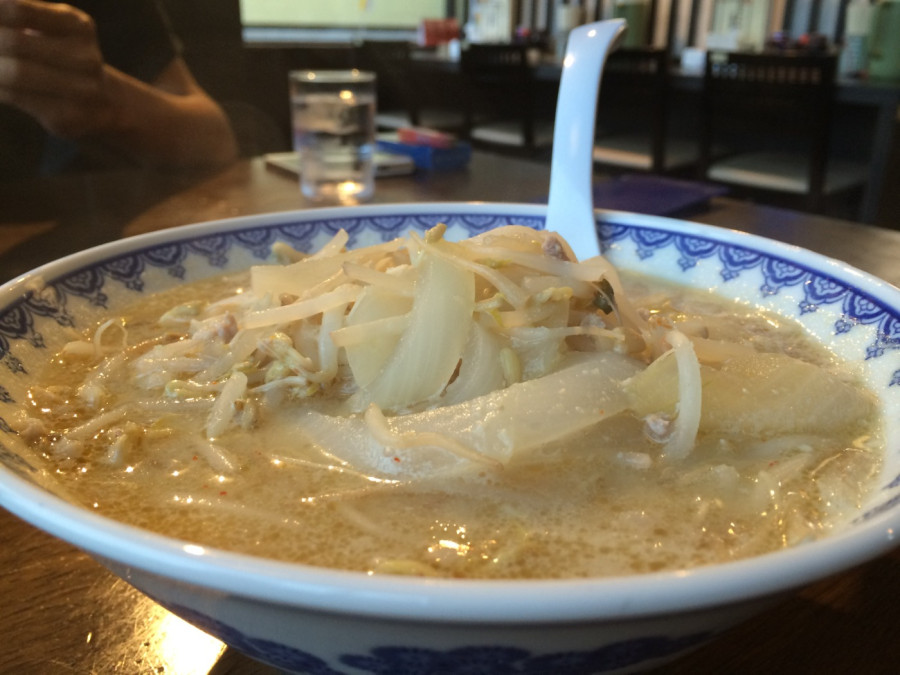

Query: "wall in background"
(239, 0), (446, 28)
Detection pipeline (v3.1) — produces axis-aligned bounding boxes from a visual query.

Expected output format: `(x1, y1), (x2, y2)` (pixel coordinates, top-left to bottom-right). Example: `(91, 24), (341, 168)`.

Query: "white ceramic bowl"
(1, 203), (899, 675)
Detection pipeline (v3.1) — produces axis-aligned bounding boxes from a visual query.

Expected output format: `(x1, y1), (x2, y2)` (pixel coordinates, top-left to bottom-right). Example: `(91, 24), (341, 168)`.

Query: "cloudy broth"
(18, 266), (882, 579)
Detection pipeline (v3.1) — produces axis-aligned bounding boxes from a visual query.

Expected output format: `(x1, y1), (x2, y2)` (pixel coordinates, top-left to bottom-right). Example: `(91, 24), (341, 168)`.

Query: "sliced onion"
(241, 284), (361, 330)
(441, 321), (506, 405)
(661, 329), (702, 460)
(251, 239), (402, 299)
(349, 246), (475, 412)
(309, 229), (349, 259)
(342, 261), (415, 295)
(429, 240), (530, 308)
(341, 285), (414, 388)
(331, 314), (410, 350)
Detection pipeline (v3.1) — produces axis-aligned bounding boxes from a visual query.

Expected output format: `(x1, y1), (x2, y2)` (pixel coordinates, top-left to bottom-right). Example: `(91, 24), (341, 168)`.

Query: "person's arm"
(99, 55), (239, 168)
(0, 0), (238, 169)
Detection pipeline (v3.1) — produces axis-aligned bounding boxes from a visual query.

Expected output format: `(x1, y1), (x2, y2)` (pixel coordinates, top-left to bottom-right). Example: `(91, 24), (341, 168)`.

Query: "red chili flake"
(220, 491), (228, 496)
(393, 457), (401, 463)
(192, 455), (199, 461)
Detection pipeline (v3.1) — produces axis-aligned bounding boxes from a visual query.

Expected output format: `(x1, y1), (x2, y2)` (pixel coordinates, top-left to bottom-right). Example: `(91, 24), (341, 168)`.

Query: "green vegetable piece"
(593, 278), (616, 314)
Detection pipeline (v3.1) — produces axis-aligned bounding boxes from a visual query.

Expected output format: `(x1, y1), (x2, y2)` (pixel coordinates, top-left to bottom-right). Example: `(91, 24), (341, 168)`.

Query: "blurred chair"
(592, 47), (697, 174)
(698, 50), (867, 213)
(460, 43), (553, 154)
(354, 40), (465, 133)
(354, 41), (417, 130)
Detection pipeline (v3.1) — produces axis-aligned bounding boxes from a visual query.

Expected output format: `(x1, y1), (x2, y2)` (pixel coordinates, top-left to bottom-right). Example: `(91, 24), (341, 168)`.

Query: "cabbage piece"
(298, 351), (642, 479)
(363, 403), (500, 468)
(626, 350), (877, 439)
(347, 246), (475, 412)
(701, 353), (878, 437)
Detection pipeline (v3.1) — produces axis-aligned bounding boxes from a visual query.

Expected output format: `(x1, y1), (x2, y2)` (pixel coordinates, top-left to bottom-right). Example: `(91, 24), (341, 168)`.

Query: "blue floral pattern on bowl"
(158, 600), (711, 675)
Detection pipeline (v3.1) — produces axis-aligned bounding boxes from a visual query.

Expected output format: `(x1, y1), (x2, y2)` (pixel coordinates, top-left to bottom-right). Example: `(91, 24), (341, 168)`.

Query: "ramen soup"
(13, 226), (882, 579)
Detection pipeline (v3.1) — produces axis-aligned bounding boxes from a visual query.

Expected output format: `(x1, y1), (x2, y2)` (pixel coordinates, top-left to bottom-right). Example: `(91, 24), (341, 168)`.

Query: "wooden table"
(2, 154), (900, 674)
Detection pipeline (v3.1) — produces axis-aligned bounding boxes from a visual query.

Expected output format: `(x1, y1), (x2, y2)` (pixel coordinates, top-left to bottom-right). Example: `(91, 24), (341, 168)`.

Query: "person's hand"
(0, 0), (237, 169)
(0, 0), (114, 139)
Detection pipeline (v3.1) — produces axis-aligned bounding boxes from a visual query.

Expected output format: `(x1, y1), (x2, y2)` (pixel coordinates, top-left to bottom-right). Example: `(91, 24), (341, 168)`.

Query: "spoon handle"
(546, 19), (626, 259)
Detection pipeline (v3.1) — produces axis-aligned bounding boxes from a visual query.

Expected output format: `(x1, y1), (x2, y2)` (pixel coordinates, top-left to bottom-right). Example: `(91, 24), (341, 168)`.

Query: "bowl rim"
(1, 201), (899, 624)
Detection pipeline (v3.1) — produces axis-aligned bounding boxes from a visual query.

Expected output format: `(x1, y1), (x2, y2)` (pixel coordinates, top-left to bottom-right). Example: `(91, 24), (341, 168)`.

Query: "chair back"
(597, 47), (669, 171)
(460, 43), (533, 83)
(699, 51), (838, 207)
(354, 40), (419, 125)
(460, 44), (539, 148)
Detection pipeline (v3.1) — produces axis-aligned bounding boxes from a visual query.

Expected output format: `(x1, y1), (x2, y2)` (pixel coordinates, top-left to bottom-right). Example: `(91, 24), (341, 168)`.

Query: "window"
(240, 0), (448, 29)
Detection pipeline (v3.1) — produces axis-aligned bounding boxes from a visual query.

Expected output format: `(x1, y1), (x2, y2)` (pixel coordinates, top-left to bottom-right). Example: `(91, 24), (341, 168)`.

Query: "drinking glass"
(289, 70), (377, 204)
